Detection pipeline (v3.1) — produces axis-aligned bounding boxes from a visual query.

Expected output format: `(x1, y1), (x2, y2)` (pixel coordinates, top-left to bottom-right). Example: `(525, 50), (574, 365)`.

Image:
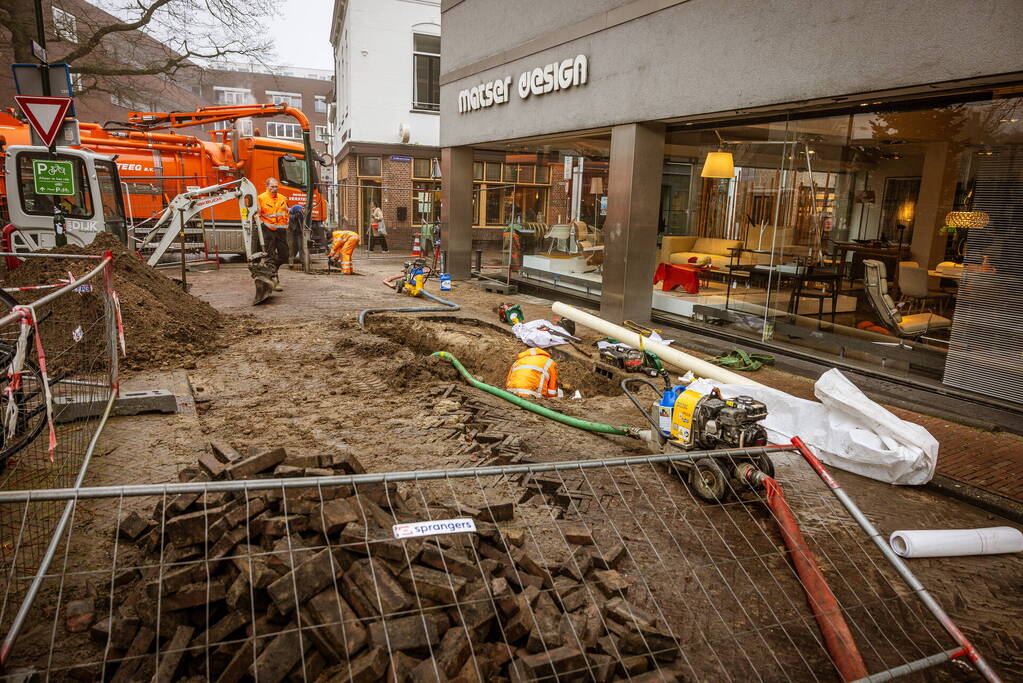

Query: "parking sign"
(32, 159), (75, 195)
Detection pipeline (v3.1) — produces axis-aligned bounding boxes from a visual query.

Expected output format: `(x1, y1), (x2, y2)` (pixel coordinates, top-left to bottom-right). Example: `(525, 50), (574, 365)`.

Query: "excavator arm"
(140, 178), (276, 304)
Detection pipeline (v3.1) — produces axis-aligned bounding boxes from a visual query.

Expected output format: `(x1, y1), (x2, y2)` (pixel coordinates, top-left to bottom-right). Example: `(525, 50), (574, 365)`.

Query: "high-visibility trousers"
(330, 230), (360, 274)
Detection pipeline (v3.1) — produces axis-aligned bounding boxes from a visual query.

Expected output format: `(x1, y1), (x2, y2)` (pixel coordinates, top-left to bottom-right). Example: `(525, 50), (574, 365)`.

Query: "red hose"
(761, 476), (868, 681)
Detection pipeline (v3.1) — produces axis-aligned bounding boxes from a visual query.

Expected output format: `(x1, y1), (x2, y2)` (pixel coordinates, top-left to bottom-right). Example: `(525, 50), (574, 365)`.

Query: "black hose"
(621, 377), (665, 435)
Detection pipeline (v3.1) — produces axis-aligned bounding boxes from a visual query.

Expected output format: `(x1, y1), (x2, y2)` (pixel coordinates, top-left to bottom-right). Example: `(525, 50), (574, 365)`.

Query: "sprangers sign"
(392, 518), (477, 539)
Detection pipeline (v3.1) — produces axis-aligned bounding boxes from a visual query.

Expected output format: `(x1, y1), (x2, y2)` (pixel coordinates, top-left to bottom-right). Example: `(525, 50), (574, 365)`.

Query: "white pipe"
(551, 302), (762, 387)
(889, 527), (1023, 558)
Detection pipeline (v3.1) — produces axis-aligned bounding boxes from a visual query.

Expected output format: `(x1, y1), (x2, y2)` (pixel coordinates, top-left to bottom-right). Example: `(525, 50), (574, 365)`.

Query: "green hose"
(431, 351), (637, 438)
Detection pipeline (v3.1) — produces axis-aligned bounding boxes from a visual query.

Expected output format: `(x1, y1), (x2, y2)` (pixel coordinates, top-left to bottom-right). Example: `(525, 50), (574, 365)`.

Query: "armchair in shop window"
(897, 262), (951, 314)
(544, 223), (575, 254)
(862, 260), (951, 339)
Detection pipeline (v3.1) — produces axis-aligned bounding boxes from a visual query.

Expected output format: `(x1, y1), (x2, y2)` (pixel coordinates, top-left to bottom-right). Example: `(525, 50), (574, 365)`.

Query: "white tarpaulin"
(689, 368), (938, 485)
(511, 320), (573, 348)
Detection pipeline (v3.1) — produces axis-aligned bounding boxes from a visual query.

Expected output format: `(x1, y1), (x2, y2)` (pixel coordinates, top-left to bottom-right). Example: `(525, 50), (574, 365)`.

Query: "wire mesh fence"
(0, 443), (992, 681)
(0, 253), (119, 649)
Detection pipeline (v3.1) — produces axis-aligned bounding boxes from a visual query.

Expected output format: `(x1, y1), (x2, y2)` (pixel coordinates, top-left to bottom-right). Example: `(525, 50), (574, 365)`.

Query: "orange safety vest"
(258, 191), (289, 229)
(506, 348), (559, 399)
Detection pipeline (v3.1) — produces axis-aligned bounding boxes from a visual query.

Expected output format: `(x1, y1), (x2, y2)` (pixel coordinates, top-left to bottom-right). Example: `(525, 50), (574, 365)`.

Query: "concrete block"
(54, 389), (177, 423)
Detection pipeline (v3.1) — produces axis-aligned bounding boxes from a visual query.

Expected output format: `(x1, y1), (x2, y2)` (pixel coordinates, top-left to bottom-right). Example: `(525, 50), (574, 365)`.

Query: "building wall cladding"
(439, 0), (1023, 147)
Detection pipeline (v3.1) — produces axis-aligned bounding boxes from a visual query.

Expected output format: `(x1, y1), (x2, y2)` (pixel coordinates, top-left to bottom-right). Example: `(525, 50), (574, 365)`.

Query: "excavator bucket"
(249, 262), (276, 305)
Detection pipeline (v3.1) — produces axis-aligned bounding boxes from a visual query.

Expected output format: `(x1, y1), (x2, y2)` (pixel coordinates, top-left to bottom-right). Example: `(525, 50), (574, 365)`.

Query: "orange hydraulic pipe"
(79, 136), (201, 154)
(758, 475), (868, 681)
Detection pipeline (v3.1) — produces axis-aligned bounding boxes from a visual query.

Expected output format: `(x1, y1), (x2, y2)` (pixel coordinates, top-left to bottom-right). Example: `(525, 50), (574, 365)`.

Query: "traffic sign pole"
(32, 0), (67, 245)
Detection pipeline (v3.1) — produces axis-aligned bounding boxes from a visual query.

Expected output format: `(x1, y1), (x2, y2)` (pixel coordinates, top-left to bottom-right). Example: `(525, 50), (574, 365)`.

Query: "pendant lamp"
(701, 151), (734, 179)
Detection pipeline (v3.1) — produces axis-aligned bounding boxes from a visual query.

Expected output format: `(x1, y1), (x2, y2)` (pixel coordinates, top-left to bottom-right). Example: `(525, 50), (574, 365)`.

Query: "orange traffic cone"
(411, 233), (423, 257)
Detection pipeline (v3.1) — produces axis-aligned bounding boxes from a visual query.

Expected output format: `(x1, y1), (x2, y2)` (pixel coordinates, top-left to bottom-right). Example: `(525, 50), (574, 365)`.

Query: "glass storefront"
(468, 132), (612, 295)
(468, 89), (1022, 399)
(649, 91), (1023, 396)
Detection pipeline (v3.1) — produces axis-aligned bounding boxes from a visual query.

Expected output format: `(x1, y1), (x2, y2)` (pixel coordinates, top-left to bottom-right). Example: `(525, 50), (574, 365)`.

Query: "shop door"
(359, 181), (381, 240)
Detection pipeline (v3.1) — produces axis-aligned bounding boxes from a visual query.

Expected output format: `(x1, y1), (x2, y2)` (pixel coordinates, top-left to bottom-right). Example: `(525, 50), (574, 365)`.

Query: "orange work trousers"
(330, 230), (360, 274)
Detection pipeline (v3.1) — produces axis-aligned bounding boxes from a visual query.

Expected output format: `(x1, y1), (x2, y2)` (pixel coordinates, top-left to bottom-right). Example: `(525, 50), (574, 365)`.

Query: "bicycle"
(0, 290), (52, 467)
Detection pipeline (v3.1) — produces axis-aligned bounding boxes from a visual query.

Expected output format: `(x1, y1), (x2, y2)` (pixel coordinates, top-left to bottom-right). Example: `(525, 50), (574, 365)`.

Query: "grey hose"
(357, 289), (460, 326)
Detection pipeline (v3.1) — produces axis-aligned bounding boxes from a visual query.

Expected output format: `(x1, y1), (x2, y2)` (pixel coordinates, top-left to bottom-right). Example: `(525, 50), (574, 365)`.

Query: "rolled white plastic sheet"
(550, 302), (761, 386)
(889, 527), (1023, 558)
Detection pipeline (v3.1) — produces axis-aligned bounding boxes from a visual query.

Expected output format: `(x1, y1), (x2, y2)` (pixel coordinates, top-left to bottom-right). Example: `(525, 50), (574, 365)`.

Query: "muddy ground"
(5, 254), (1022, 681)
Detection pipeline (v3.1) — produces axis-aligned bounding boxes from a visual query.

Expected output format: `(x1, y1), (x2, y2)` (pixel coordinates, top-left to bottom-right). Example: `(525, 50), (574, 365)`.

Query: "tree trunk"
(6, 0), (40, 63)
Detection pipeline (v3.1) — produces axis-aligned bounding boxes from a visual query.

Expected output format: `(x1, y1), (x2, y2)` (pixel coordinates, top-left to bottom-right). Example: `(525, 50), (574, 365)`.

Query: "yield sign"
(15, 95), (73, 148)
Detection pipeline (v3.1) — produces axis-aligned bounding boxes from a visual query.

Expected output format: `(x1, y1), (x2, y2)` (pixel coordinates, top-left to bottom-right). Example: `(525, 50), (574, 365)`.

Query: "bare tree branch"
(61, 0), (176, 63)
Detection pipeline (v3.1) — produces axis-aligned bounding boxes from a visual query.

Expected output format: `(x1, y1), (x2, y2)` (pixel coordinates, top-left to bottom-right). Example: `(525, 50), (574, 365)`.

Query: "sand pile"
(0, 233), (223, 370)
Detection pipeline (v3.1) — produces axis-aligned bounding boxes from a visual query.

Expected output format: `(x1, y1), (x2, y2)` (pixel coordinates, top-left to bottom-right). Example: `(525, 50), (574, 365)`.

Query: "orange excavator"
(0, 103), (325, 263)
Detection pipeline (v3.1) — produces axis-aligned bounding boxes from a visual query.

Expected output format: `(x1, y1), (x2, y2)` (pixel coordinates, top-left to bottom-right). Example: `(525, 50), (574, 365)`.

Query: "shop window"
(52, 6), (78, 43)
(413, 158), (436, 179)
(535, 165), (550, 184)
(412, 33), (440, 111)
(358, 155), (381, 177)
(503, 165), (519, 183)
(473, 162), (484, 181)
(484, 163), (502, 182)
(413, 181), (441, 225)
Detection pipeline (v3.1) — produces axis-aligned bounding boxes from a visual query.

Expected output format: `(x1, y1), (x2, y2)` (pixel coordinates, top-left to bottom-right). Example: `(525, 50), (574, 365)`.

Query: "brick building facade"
(0, 0), (205, 124)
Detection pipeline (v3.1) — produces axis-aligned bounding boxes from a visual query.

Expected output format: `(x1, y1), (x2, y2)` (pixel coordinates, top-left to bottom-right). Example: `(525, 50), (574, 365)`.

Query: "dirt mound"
(1, 233), (223, 370)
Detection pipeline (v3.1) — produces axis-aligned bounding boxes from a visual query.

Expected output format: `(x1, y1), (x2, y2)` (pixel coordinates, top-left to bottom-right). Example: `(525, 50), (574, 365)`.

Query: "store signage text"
(458, 55), (588, 115)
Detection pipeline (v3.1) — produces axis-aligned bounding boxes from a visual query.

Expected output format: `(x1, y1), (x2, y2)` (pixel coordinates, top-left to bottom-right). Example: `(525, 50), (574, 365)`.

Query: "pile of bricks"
(76, 442), (682, 682)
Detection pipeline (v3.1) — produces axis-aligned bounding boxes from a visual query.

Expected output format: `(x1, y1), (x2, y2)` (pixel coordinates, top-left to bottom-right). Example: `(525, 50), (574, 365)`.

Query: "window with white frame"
(214, 87), (251, 105)
(265, 122), (301, 139)
(268, 92), (302, 109)
(315, 125), (329, 142)
(412, 33), (440, 111)
(52, 6), (78, 43)
(315, 96), (327, 113)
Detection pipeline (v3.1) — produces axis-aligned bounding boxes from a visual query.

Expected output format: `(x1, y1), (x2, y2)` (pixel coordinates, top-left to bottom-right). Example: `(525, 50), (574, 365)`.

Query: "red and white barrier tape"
(13, 307), (57, 461)
(1, 316), (31, 441)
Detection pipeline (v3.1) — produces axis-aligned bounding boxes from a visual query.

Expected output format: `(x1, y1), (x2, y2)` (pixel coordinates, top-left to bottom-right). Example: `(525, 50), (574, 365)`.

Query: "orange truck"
(0, 104), (325, 255)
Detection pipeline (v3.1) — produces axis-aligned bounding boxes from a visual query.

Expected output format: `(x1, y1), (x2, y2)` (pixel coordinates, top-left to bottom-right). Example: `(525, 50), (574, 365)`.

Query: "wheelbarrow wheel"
(689, 457), (728, 503)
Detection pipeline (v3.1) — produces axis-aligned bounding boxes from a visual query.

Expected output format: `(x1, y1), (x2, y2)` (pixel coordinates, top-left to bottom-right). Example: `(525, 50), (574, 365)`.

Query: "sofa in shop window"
(658, 236), (741, 269)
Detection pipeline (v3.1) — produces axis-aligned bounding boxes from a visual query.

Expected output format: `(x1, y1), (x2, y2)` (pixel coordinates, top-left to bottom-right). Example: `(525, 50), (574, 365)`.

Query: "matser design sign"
(458, 55), (588, 114)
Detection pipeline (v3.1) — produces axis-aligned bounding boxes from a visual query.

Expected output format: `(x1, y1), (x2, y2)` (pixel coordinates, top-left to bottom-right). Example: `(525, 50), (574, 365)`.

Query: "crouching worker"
(329, 229), (360, 274)
(506, 348), (561, 399)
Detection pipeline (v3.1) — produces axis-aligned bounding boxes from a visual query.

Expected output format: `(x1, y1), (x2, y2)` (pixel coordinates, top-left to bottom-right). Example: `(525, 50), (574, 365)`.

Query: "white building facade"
(329, 0), (441, 244)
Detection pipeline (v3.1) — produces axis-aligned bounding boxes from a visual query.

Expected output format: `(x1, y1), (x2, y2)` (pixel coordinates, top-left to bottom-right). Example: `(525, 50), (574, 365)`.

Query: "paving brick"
(65, 598), (95, 633)
(110, 626), (155, 683)
(305, 589), (367, 662)
(267, 549), (339, 613)
(514, 646), (585, 680)
(399, 563), (468, 603)
(153, 625), (194, 683)
(346, 557), (412, 615)
(367, 613), (444, 652)
(89, 616), (139, 649)
(249, 625), (309, 683)
(309, 498), (359, 536)
(224, 447), (287, 479)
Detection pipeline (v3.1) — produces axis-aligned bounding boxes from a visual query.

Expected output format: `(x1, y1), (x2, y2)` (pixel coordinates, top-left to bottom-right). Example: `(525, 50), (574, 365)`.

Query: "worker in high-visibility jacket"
(329, 229), (360, 274)
(505, 348), (561, 399)
(257, 178), (289, 290)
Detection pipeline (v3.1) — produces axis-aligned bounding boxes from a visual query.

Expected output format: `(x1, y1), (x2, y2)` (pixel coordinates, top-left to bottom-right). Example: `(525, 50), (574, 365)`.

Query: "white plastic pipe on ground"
(889, 527), (1023, 558)
(551, 302), (762, 387)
